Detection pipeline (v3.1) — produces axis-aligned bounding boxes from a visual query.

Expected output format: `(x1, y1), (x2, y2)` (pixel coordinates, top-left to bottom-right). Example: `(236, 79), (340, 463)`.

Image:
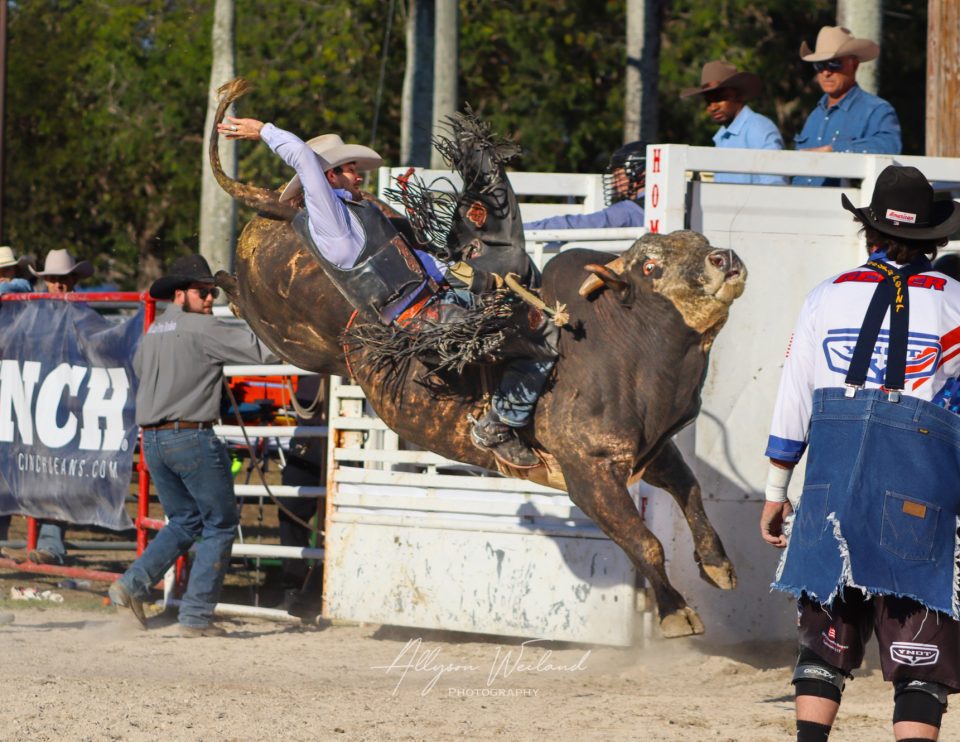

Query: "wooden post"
(926, 0), (960, 156)
(200, 0), (237, 275)
(430, 0), (458, 169)
(624, 0), (661, 145)
(837, 0), (881, 95)
(401, 0), (435, 167)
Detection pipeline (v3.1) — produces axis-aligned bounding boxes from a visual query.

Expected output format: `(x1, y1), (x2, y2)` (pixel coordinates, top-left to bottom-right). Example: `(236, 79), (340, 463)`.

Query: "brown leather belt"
(142, 420), (216, 431)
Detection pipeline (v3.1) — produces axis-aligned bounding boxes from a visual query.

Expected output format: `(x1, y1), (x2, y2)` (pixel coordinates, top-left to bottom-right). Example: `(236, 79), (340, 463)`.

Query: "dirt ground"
(2, 595), (959, 741)
(3, 508), (959, 742)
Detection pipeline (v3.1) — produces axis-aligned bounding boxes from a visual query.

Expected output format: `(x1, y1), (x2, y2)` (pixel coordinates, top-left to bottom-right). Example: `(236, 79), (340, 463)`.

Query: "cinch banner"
(0, 300), (143, 530)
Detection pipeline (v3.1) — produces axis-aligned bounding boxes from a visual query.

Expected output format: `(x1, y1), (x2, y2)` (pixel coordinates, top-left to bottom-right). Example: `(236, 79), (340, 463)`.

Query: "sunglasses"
(190, 286), (220, 300)
(812, 59), (844, 73)
(703, 89), (735, 104)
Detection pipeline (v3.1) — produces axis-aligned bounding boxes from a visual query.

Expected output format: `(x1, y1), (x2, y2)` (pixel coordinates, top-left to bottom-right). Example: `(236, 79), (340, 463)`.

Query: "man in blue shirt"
(523, 141), (646, 244)
(681, 60), (787, 185)
(793, 26), (902, 187)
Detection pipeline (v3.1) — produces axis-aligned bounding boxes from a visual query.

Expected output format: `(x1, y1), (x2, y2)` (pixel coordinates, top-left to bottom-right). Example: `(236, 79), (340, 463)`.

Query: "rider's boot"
(470, 409), (540, 469)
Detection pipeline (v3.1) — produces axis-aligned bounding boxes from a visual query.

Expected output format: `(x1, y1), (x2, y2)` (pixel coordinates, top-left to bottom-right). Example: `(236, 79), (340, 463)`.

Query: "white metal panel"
(376, 167), (606, 224)
(325, 521), (635, 645)
(322, 376), (638, 645)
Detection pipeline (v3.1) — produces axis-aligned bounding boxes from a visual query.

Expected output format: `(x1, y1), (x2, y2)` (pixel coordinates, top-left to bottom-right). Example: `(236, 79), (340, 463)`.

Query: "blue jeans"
(493, 358), (555, 427)
(118, 428), (238, 628)
(439, 288), (554, 428)
(775, 388), (960, 617)
(37, 521), (67, 562)
(0, 518), (65, 560)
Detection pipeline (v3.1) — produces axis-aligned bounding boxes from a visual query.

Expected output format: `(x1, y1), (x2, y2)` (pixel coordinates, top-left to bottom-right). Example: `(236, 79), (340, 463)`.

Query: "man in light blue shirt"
(681, 60), (786, 185)
(523, 141), (646, 251)
(793, 26), (901, 187)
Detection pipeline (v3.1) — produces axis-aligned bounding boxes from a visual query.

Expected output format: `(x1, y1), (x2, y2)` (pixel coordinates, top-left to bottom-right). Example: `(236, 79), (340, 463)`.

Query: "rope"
(503, 273), (571, 327)
(222, 380), (322, 535)
(284, 376), (325, 420)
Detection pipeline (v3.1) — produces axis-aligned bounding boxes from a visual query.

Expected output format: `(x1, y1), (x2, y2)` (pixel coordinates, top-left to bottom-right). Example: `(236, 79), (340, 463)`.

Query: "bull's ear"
(579, 258), (628, 297)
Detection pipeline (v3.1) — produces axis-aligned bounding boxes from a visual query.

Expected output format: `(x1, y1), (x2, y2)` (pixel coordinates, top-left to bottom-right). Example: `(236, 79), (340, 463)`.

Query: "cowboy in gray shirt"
(110, 254), (277, 637)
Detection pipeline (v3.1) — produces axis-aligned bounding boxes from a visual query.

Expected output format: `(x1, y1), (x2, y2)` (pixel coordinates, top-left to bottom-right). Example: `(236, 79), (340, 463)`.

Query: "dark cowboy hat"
(149, 254), (216, 299)
(680, 60), (763, 100)
(841, 166), (960, 241)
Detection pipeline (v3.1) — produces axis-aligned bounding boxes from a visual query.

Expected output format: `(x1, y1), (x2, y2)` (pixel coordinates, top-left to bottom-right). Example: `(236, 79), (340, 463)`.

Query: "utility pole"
(430, 0), (458, 169)
(200, 0), (236, 274)
(401, 0), (435, 167)
(926, 0), (959, 156)
(624, 0), (661, 144)
(837, 0), (882, 95)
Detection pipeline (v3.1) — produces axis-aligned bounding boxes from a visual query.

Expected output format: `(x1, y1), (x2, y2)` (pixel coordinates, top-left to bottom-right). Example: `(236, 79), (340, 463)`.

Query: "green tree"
(2, 0), (931, 290)
(6, 0), (212, 286)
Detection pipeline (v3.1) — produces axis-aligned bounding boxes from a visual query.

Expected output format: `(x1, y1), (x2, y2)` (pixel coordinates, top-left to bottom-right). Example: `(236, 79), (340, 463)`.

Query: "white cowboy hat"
(0, 246), (34, 270)
(279, 134), (384, 203)
(30, 248), (93, 279)
(800, 26), (879, 63)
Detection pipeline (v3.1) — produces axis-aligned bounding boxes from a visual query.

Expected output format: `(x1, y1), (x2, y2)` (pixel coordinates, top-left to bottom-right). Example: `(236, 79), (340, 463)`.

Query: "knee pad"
(793, 649), (845, 703)
(893, 679), (949, 728)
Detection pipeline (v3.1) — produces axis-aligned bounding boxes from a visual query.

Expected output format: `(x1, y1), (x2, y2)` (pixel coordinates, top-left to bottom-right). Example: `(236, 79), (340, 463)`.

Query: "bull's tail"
(209, 77), (299, 221)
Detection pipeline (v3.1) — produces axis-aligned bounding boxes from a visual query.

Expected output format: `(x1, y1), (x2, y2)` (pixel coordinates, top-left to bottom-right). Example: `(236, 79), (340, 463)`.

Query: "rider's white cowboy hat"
(30, 248), (93, 279)
(0, 246), (34, 271)
(680, 61), (762, 100)
(800, 26), (879, 63)
(279, 134), (384, 203)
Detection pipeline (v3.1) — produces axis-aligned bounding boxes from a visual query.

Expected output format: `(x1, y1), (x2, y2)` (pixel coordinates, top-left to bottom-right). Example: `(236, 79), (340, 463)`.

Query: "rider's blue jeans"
(493, 358), (555, 427)
(441, 288), (554, 428)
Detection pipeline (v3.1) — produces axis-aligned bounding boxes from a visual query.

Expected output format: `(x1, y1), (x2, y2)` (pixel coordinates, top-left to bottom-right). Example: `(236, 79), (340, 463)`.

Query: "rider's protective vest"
(293, 200), (438, 324)
(774, 260), (960, 618)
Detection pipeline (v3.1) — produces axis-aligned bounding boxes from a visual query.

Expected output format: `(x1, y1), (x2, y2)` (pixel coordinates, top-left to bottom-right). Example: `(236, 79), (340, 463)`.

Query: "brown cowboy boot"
(470, 410), (540, 469)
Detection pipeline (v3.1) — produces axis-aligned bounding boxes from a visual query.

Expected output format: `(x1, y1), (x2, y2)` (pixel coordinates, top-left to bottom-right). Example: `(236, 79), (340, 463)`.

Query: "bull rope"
(284, 375), (325, 420)
(503, 273), (571, 327)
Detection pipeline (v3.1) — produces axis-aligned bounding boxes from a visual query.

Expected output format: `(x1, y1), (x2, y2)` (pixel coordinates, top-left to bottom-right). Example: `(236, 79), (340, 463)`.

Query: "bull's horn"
(578, 256), (627, 297)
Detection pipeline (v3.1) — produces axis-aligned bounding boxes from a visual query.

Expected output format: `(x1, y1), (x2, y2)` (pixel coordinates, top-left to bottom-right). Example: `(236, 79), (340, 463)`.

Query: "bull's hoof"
(696, 556), (737, 591)
(659, 607), (705, 638)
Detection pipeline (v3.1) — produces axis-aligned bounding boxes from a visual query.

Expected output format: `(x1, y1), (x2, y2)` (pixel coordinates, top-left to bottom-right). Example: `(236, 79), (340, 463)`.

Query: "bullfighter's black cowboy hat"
(149, 254), (216, 299)
(841, 165), (960, 241)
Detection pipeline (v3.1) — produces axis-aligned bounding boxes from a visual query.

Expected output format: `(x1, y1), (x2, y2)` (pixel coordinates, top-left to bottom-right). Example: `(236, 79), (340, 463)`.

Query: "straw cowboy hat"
(279, 134), (384, 203)
(149, 254), (216, 300)
(30, 248), (93, 279)
(680, 61), (763, 100)
(800, 26), (879, 62)
(0, 246), (34, 271)
(841, 166), (960, 241)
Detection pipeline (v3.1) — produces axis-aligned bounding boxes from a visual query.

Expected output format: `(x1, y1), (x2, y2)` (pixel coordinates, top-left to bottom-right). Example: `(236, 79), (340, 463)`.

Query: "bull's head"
(579, 230), (747, 336)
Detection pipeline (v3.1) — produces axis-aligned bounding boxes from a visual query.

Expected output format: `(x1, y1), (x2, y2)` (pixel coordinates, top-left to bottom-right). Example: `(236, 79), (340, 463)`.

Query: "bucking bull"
(209, 80), (747, 637)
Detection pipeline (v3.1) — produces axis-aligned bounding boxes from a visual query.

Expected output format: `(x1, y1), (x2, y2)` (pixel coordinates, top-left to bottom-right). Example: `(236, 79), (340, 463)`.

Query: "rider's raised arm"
(219, 116), (364, 270)
(258, 123), (364, 269)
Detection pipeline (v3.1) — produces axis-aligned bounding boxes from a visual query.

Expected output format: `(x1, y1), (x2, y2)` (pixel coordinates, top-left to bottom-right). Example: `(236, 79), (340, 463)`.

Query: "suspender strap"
(845, 260), (928, 395)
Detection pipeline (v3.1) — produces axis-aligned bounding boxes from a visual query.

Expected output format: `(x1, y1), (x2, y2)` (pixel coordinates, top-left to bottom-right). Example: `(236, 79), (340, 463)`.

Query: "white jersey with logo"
(765, 260), (960, 462)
